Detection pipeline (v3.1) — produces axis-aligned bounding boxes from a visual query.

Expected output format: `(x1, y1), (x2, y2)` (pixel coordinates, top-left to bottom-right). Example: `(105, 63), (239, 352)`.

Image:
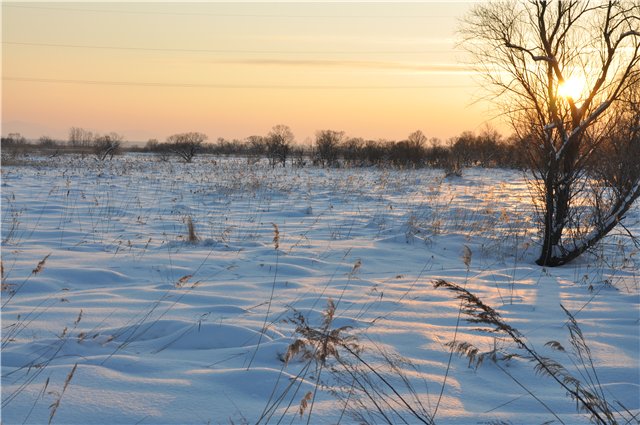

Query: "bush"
(166, 132), (208, 163)
(93, 133), (123, 161)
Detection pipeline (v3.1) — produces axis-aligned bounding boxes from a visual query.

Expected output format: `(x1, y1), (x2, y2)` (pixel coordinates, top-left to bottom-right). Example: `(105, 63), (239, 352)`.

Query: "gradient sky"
(2, 1), (502, 143)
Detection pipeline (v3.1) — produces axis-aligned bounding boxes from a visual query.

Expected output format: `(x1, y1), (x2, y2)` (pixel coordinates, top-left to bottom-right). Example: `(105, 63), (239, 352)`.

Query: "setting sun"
(557, 76), (586, 100)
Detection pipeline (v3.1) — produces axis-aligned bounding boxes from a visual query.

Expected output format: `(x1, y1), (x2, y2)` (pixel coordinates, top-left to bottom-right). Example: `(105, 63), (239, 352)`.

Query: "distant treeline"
(1, 126), (530, 170)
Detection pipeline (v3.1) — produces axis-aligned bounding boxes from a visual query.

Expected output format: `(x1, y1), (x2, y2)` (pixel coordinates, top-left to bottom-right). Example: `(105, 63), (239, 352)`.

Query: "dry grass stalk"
(176, 274), (193, 288)
(299, 391), (313, 417)
(462, 245), (472, 269)
(1, 282), (16, 295)
(186, 216), (198, 243)
(350, 259), (362, 276)
(284, 299), (360, 366)
(32, 254), (51, 275)
(433, 279), (618, 424)
(73, 310), (83, 326)
(48, 363), (78, 424)
(272, 223), (280, 250)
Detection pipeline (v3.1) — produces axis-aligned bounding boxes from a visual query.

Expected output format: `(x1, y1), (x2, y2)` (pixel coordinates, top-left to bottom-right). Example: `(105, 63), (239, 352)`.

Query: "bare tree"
(341, 137), (364, 166)
(93, 133), (123, 161)
(68, 127), (94, 148)
(314, 130), (344, 167)
(1, 133), (26, 147)
(266, 125), (294, 167)
(462, 0), (640, 266)
(407, 130), (427, 147)
(389, 131), (428, 168)
(1, 133), (27, 159)
(166, 132), (208, 163)
(38, 136), (58, 148)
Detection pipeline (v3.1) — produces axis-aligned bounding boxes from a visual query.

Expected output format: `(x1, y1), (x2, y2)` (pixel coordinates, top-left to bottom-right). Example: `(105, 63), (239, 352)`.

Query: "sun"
(557, 76), (586, 100)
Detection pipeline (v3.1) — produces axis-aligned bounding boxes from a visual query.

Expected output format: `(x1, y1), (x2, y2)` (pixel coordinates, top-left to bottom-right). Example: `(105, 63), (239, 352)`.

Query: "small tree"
(462, 0), (640, 266)
(93, 133), (123, 161)
(341, 137), (364, 167)
(424, 138), (451, 168)
(363, 140), (386, 165)
(68, 127), (94, 148)
(1, 133), (26, 147)
(144, 138), (159, 152)
(314, 130), (344, 167)
(166, 132), (207, 163)
(1, 133), (27, 159)
(38, 136), (58, 149)
(389, 130), (428, 167)
(266, 125), (294, 168)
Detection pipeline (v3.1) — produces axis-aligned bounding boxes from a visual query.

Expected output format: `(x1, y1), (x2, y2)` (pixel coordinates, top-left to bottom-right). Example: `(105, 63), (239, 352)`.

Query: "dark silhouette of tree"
(266, 125), (294, 167)
(1, 133), (26, 147)
(389, 130), (428, 167)
(68, 127), (94, 148)
(450, 127), (504, 168)
(38, 136), (59, 148)
(93, 133), (123, 161)
(314, 130), (344, 167)
(462, 0), (640, 266)
(166, 132), (208, 163)
(1, 133), (28, 158)
(363, 140), (386, 165)
(341, 137), (364, 166)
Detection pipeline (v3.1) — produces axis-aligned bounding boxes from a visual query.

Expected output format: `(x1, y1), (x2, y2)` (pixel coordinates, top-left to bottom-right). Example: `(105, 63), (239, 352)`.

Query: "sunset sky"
(2, 1), (501, 144)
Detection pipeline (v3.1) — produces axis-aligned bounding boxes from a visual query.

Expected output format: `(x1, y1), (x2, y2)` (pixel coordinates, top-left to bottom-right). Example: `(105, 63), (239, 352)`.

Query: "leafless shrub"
(93, 133), (123, 161)
(167, 132), (208, 163)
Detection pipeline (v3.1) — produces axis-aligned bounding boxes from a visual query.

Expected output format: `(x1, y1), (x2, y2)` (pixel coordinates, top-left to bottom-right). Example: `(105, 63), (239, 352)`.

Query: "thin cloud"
(204, 58), (473, 74)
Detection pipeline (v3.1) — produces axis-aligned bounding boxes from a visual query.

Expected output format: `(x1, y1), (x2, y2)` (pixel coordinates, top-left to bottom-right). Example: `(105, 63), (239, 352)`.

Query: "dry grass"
(185, 216), (199, 243)
(257, 299), (436, 424)
(48, 363), (78, 425)
(433, 279), (627, 425)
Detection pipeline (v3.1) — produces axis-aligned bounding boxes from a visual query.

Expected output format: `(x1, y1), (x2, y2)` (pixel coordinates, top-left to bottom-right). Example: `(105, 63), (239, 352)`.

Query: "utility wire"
(3, 41), (453, 55)
(3, 76), (476, 90)
(3, 3), (459, 19)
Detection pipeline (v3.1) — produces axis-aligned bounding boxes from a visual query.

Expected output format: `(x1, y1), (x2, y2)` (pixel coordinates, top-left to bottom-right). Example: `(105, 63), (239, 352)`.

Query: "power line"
(3, 3), (459, 19)
(3, 76), (475, 90)
(3, 41), (453, 55)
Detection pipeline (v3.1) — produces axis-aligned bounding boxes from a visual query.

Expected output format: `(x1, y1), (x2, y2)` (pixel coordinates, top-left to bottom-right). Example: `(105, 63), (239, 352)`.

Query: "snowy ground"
(2, 154), (639, 424)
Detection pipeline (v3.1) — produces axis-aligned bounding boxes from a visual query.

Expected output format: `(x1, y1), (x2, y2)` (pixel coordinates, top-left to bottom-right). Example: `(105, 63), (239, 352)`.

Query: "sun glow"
(557, 76), (586, 100)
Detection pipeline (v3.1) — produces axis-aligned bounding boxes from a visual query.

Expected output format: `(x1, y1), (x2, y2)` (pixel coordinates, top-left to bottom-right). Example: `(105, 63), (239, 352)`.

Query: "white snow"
(2, 154), (638, 424)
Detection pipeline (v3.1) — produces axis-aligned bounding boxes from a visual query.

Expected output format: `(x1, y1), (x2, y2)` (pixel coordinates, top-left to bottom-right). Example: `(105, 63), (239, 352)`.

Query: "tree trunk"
(537, 181), (640, 266)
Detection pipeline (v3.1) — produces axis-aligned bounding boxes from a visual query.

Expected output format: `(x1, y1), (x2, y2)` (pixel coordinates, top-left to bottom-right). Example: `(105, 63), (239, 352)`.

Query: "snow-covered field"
(2, 154), (638, 424)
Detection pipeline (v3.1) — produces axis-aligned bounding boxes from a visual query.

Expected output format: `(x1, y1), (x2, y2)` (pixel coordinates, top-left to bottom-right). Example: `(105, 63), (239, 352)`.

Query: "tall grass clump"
(258, 299), (435, 424)
(433, 279), (631, 425)
(185, 215), (199, 243)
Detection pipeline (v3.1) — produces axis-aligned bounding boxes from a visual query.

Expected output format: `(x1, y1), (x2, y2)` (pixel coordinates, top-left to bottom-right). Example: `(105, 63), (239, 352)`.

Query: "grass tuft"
(434, 279), (623, 425)
(32, 254), (51, 275)
(48, 363), (78, 425)
(186, 216), (199, 243)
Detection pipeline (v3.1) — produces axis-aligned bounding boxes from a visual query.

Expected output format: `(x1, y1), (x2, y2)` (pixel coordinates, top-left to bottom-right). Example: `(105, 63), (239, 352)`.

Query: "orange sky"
(2, 1), (503, 143)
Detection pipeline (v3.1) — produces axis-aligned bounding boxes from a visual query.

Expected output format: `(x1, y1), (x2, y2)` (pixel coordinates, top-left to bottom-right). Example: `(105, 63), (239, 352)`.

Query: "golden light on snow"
(557, 76), (586, 100)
